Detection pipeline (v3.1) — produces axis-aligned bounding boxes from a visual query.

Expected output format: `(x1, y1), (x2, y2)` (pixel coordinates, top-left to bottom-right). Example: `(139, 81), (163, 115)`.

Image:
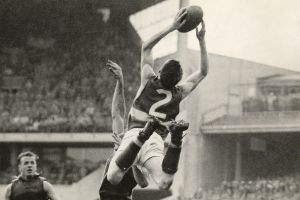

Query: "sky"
(188, 0), (300, 72)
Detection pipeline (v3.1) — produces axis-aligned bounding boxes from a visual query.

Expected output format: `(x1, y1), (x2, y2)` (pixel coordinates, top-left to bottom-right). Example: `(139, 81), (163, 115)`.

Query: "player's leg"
(143, 156), (175, 190)
(162, 120), (189, 173)
(107, 119), (159, 185)
(137, 132), (167, 188)
(143, 120), (189, 190)
(139, 132), (176, 190)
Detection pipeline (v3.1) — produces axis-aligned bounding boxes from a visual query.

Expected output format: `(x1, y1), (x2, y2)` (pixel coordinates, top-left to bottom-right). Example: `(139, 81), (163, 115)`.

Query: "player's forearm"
(199, 40), (208, 77)
(111, 78), (126, 121)
(142, 25), (175, 51)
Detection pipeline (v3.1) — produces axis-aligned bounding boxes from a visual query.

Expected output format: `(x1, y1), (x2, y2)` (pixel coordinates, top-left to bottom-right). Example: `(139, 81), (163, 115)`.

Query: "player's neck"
(20, 174), (35, 181)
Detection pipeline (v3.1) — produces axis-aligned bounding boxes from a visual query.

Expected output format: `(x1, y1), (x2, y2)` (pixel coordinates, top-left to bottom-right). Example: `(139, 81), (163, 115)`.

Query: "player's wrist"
(117, 75), (124, 82)
(199, 40), (205, 46)
(167, 24), (176, 32)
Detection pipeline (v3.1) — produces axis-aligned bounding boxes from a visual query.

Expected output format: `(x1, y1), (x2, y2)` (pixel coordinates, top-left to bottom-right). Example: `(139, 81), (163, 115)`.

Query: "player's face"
(19, 156), (37, 177)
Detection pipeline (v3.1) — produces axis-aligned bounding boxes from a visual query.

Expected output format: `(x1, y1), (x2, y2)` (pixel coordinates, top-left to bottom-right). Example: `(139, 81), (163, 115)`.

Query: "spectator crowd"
(0, 12), (140, 133)
(0, 0), (142, 187)
(178, 175), (300, 200)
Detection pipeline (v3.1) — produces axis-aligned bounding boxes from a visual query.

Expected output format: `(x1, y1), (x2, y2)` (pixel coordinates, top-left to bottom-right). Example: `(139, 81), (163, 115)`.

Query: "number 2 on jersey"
(149, 89), (172, 119)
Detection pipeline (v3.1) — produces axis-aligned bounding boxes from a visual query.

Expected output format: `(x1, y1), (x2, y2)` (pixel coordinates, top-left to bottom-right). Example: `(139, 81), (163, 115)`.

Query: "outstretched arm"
(140, 9), (188, 85)
(178, 20), (209, 99)
(106, 60), (126, 135)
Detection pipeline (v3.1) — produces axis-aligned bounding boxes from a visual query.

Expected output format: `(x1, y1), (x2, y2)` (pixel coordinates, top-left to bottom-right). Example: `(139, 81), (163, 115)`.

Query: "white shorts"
(117, 128), (164, 167)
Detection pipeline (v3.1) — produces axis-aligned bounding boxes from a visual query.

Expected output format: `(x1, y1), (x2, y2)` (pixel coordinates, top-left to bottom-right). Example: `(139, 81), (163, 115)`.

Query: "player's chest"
(15, 181), (41, 193)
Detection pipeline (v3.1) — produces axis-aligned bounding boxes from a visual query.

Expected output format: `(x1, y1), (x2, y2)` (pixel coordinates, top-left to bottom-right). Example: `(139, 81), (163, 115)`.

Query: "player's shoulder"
(8, 175), (22, 188)
(43, 180), (55, 192)
(11, 176), (19, 183)
(174, 85), (184, 99)
(5, 182), (13, 190)
(141, 63), (156, 80)
(148, 76), (164, 86)
(140, 75), (157, 88)
(149, 76), (159, 83)
(39, 176), (47, 181)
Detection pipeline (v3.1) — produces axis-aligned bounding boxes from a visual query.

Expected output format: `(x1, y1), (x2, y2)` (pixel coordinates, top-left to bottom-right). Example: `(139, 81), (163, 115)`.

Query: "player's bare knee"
(158, 172), (174, 190)
(107, 169), (124, 185)
(158, 179), (173, 190)
(107, 162), (124, 185)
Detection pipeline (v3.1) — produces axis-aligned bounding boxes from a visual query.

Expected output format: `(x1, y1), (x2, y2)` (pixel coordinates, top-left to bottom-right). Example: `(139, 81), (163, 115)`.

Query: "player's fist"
(106, 60), (123, 80)
(112, 132), (123, 151)
(171, 8), (188, 31)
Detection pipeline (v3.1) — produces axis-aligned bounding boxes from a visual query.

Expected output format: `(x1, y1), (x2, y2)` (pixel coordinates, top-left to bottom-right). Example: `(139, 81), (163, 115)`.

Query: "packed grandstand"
(0, 0), (142, 186)
(0, 0), (141, 133)
(180, 175), (300, 200)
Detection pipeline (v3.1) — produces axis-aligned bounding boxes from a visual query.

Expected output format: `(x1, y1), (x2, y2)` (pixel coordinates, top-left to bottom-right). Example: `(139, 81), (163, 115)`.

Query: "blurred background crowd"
(242, 94), (300, 113)
(179, 175), (300, 200)
(0, 0), (141, 132)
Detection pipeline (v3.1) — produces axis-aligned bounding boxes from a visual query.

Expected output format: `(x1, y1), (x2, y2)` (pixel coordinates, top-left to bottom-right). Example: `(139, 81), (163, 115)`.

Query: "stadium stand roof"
(201, 111), (300, 134)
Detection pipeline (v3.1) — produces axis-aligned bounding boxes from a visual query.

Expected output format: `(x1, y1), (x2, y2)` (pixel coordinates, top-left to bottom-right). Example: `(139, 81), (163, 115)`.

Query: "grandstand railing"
(201, 104), (229, 124)
(241, 110), (300, 122)
(206, 110), (300, 125)
(201, 110), (300, 134)
(0, 132), (112, 143)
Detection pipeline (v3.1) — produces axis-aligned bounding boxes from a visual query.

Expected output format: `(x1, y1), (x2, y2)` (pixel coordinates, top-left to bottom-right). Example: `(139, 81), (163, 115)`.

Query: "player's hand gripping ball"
(177, 6), (203, 33)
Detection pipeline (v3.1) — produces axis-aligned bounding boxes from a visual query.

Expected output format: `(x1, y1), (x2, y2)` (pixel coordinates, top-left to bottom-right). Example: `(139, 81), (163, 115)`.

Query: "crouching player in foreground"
(106, 10), (208, 190)
(99, 60), (149, 200)
(4, 151), (61, 200)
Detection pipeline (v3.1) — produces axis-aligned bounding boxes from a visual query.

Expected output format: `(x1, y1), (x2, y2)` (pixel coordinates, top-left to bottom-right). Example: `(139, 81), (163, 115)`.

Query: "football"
(177, 6), (203, 33)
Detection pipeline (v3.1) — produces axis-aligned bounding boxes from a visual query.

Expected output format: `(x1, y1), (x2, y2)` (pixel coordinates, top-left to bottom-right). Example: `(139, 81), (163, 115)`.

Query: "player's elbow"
(141, 43), (148, 51)
(141, 43), (152, 54)
(158, 180), (173, 190)
(201, 67), (208, 77)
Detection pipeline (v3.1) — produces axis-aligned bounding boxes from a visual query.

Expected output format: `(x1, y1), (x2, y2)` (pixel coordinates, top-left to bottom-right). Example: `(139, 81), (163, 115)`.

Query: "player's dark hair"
(17, 151), (39, 165)
(159, 59), (183, 89)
